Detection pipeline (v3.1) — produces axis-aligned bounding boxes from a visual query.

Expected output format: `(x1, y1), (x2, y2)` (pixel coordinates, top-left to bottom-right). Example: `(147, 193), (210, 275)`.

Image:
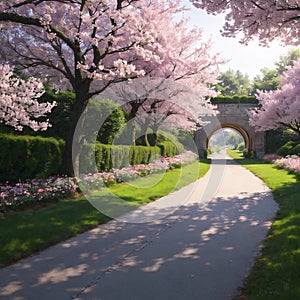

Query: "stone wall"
(195, 103), (265, 157)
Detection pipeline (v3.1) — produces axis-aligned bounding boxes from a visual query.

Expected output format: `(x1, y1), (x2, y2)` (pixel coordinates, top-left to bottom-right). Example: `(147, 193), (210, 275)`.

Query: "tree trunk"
(151, 124), (160, 146)
(139, 120), (150, 147)
(126, 101), (141, 146)
(125, 120), (136, 146)
(61, 89), (90, 177)
(144, 132), (150, 147)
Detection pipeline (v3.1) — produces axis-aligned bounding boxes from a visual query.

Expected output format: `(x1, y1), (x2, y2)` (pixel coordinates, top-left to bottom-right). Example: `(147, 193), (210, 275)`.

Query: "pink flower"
(37, 188), (44, 193)
(0, 192), (7, 198)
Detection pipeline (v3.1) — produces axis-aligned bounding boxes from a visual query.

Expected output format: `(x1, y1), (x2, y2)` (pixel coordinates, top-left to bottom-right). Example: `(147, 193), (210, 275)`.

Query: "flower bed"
(0, 177), (77, 212)
(264, 154), (300, 174)
(0, 151), (198, 212)
(273, 155), (300, 174)
(77, 151), (197, 190)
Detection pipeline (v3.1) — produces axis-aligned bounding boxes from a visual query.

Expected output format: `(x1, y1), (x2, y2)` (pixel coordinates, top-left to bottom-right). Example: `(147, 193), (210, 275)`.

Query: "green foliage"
(0, 88), (75, 139)
(266, 128), (298, 154)
(237, 142), (245, 151)
(214, 69), (253, 96)
(0, 133), (184, 181)
(15, 88), (76, 139)
(135, 128), (156, 146)
(157, 131), (185, 155)
(1, 90), (126, 145)
(209, 145), (221, 154)
(136, 130), (186, 154)
(209, 128), (244, 153)
(0, 134), (64, 182)
(276, 141), (300, 156)
(173, 129), (197, 152)
(210, 95), (258, 104)
(157, 141), (184, 157)
(252, 48), (300, 94)
(203, 148), (211, 159)
(275, 48), (300, 75)
(85, 99), (126, 144)
(210, 49), (300, 102)
(252, 67), (280, 92)
(243, 149), (256, 158)
(79, 142), (161, 173)
(225, 131), (243, 149)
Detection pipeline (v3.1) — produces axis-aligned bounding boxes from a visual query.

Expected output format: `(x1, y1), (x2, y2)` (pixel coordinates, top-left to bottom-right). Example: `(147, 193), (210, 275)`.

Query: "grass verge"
(228, 149), (300, 300)
(0, 159), (210, 268)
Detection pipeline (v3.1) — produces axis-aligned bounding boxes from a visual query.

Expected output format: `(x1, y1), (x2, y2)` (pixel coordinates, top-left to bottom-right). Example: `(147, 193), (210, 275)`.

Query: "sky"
(182, 1), (293, 79)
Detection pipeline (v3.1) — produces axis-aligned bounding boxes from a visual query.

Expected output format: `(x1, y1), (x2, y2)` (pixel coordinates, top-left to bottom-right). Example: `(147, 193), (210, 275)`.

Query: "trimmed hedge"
(0, 134), (185, 181)
(0, 134), (64, 182)
(157, 141), (184, 157)
(210, 95), (258, 104)
(80, 143), (162, 173)
(83, 141), (183, 173)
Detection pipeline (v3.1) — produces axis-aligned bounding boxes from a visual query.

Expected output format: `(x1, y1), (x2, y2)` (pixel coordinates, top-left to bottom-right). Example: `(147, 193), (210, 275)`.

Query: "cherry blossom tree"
(135, 99), (200, 146)
(98, 9), (223, 145)
(249, 59), (300, 138)
(0, 0), (181, 174)
(191, 0), (300, 46)
(101, 77), (219, 147)
(0, 64), (55, 131)
(0, 0), (223, 175)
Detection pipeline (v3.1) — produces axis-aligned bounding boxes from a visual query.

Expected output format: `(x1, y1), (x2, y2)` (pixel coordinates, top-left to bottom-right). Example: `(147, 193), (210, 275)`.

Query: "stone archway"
(194, 102), (265, 157)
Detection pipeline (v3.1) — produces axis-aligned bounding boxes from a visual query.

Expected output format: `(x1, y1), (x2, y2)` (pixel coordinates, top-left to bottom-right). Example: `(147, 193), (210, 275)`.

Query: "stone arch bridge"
(194, 102), (265, 158)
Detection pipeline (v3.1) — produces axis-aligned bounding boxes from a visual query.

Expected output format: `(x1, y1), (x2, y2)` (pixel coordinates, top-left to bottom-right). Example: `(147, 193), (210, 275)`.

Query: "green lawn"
(228, 149), (300, 300)
(0, 159), (210, 268)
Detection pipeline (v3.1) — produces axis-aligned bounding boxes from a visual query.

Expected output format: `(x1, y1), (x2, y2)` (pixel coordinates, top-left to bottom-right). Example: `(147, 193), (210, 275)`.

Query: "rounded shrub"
(238, 143), (245, 151)
(276, 141), (298, 156)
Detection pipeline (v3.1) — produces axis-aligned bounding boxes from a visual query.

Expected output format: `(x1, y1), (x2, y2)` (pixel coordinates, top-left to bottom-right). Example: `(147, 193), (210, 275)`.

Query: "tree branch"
(0, 12), (76, 53)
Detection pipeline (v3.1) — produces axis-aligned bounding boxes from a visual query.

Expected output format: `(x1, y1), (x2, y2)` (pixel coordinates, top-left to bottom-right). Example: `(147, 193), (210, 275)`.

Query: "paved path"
(0, 156), (278, 300)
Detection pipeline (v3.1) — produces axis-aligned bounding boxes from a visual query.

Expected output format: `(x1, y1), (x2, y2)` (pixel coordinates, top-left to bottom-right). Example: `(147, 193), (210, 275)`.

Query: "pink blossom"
(249, 59), (300, 135)
(273, 155), (300, 174)
(0, 65), (55, 131)
(192, 0), (300, 46)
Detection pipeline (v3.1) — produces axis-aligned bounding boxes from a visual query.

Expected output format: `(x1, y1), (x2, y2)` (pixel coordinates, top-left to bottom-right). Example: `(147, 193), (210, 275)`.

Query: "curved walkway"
(0, 155), (278, 300)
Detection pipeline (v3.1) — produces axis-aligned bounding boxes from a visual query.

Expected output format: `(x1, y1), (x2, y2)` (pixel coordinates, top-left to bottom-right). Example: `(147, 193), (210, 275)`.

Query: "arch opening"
(206, 124), (252, 155)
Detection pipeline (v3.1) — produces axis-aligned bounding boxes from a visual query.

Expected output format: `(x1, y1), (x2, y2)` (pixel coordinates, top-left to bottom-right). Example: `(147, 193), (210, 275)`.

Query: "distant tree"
(252, 48), (300, 93)
(249, 59), (300, 139)
(225, 131), (243, 149)
(192, 1), (300, 46)
(252, 68), (280, 93)
(215, 69), (253, 96)
(275, 48), (300, 75)
(135, 97), (195, 146)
